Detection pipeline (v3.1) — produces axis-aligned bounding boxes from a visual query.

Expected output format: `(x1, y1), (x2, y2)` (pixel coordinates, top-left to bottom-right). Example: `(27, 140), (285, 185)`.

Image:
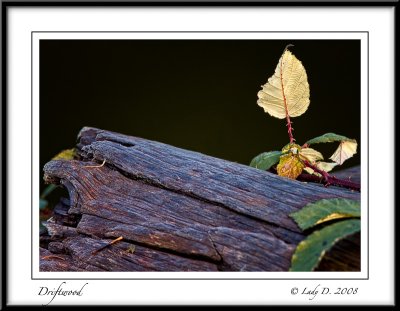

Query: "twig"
(302, 160), (360, 191)
(41, 255), (66, 261)
(303, 160), (330, 182)
(83, 159), (106, 168)
(269, 165), (360, 192)
(91, 236), (123, 255)
(280, 45), (296, 143)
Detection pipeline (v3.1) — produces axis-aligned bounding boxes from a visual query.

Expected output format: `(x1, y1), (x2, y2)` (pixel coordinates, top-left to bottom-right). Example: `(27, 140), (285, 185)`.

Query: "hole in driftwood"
(97, 136), (136, 148)
(40, 185), (71, 249)
(118, 141), (135, 148)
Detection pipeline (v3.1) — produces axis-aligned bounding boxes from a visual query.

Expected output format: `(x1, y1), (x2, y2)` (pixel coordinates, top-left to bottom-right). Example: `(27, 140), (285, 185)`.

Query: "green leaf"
(250, 151), (282, 170)
(290, 219), (361, 271)
(40, 184), (57, 199)
(290, 198), (360, 231)
(305, 133), (352, 145)
(39, 199), (48, 210)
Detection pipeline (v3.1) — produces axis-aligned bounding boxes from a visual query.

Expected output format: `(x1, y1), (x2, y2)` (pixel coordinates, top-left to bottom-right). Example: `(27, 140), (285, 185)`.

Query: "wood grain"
(40, 127), (361, 272)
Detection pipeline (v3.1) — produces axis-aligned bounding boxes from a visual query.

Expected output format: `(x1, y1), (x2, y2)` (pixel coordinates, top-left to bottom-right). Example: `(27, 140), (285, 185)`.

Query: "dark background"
(40, 40), (360, 192)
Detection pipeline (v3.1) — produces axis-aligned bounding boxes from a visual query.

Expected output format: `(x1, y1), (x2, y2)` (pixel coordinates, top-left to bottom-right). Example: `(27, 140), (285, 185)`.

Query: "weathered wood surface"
(40, 127), (360, 272)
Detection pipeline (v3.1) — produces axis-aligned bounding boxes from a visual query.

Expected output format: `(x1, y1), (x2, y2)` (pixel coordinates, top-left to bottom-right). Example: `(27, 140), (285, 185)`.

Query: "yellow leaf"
(315, 213), (355, 225)
(303, 161), (337, 175)
(277, 154), (305, 179)
(299, 148), (323, 163)
(257, 48), (310, 119)
(329, 140), (357, 165)
(303, 167), (314, 175)
(52, 148), (77, 160)
(317, 161), (337, 172)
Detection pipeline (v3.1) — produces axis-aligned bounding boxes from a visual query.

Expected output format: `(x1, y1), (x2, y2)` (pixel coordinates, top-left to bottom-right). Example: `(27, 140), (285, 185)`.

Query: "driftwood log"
(40, 127), (360, 272)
